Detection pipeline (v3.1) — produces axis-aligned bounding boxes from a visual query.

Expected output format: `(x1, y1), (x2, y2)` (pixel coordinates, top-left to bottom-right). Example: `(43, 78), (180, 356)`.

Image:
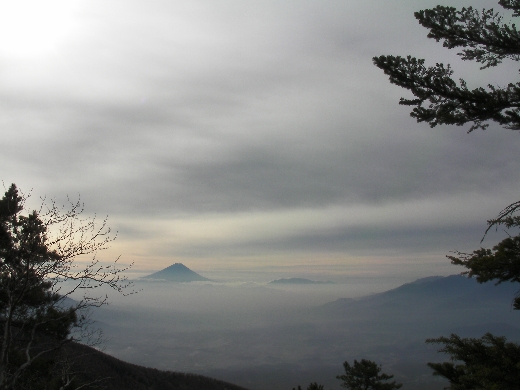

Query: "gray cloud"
(1, 0), (518, 270)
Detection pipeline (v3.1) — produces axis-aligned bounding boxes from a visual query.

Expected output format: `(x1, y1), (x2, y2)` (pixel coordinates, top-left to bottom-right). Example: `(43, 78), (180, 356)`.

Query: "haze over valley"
(84, 265), (520, 390)
(3, 0), (520, 389)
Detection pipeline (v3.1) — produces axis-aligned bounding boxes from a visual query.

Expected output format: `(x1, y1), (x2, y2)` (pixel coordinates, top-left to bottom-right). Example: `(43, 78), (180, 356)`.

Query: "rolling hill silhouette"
(316, 274), (520, 337)
(321, 275), (519, 312)
(64, 342), (248, 390)
(141, 263), (211, 282)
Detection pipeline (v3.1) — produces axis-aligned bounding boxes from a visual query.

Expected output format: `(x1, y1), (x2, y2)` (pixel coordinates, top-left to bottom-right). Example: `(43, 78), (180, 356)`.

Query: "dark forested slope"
(64, 342), (248, 390)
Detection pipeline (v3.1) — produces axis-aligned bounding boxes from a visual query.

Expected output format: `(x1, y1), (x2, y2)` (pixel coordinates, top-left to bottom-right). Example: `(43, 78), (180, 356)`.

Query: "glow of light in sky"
(0, 1), (82, 58)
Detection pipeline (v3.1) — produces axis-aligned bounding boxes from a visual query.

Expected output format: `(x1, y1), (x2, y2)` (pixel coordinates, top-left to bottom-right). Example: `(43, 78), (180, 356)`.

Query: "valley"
(89, 270), (520, 390)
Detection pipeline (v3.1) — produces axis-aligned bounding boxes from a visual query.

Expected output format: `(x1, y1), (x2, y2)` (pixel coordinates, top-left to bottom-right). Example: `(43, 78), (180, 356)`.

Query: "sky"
(2, 0), (520, 280)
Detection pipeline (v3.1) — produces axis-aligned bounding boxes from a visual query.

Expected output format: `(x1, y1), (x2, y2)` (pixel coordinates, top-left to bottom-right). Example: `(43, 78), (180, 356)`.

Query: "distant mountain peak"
(141, 263), (211, 282)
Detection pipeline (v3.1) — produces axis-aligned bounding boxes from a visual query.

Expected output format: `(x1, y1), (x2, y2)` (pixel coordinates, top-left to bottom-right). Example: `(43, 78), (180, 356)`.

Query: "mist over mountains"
(269, 278), (335, 285)
(89, 272), (520, 390)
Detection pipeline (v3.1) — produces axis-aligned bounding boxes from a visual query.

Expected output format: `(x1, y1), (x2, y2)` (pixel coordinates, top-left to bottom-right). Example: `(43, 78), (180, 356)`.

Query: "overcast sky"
(2, 0), (520, 280)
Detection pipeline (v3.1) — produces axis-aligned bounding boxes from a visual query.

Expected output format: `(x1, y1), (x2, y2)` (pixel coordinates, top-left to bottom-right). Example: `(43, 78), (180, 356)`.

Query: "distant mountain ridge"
(316, 274), (520, 337)
(321, 275), (520, 312)
(141, 263), (211, 282)
(269, 278), (334, 285)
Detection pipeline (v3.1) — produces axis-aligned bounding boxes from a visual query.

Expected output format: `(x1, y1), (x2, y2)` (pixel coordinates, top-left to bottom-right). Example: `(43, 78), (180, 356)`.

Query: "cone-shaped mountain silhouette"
(141, 263), (211, 282)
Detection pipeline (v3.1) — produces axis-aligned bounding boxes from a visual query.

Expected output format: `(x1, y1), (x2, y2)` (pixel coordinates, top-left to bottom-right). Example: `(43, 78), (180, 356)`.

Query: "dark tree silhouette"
(373, 1), (520, 132)
(292, 383), (324, 390)
(0, 184), (133, 390)
(373, 1), (520, 388)
(374, 1), (520, 307)
(337, 359), (402, 390)
(427, 333), (520, 389)
(447, 200), (520, 309)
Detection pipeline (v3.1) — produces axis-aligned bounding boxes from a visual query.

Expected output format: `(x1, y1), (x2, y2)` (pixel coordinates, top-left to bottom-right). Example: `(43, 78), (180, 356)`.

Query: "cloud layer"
(2, 0), (519, 277)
